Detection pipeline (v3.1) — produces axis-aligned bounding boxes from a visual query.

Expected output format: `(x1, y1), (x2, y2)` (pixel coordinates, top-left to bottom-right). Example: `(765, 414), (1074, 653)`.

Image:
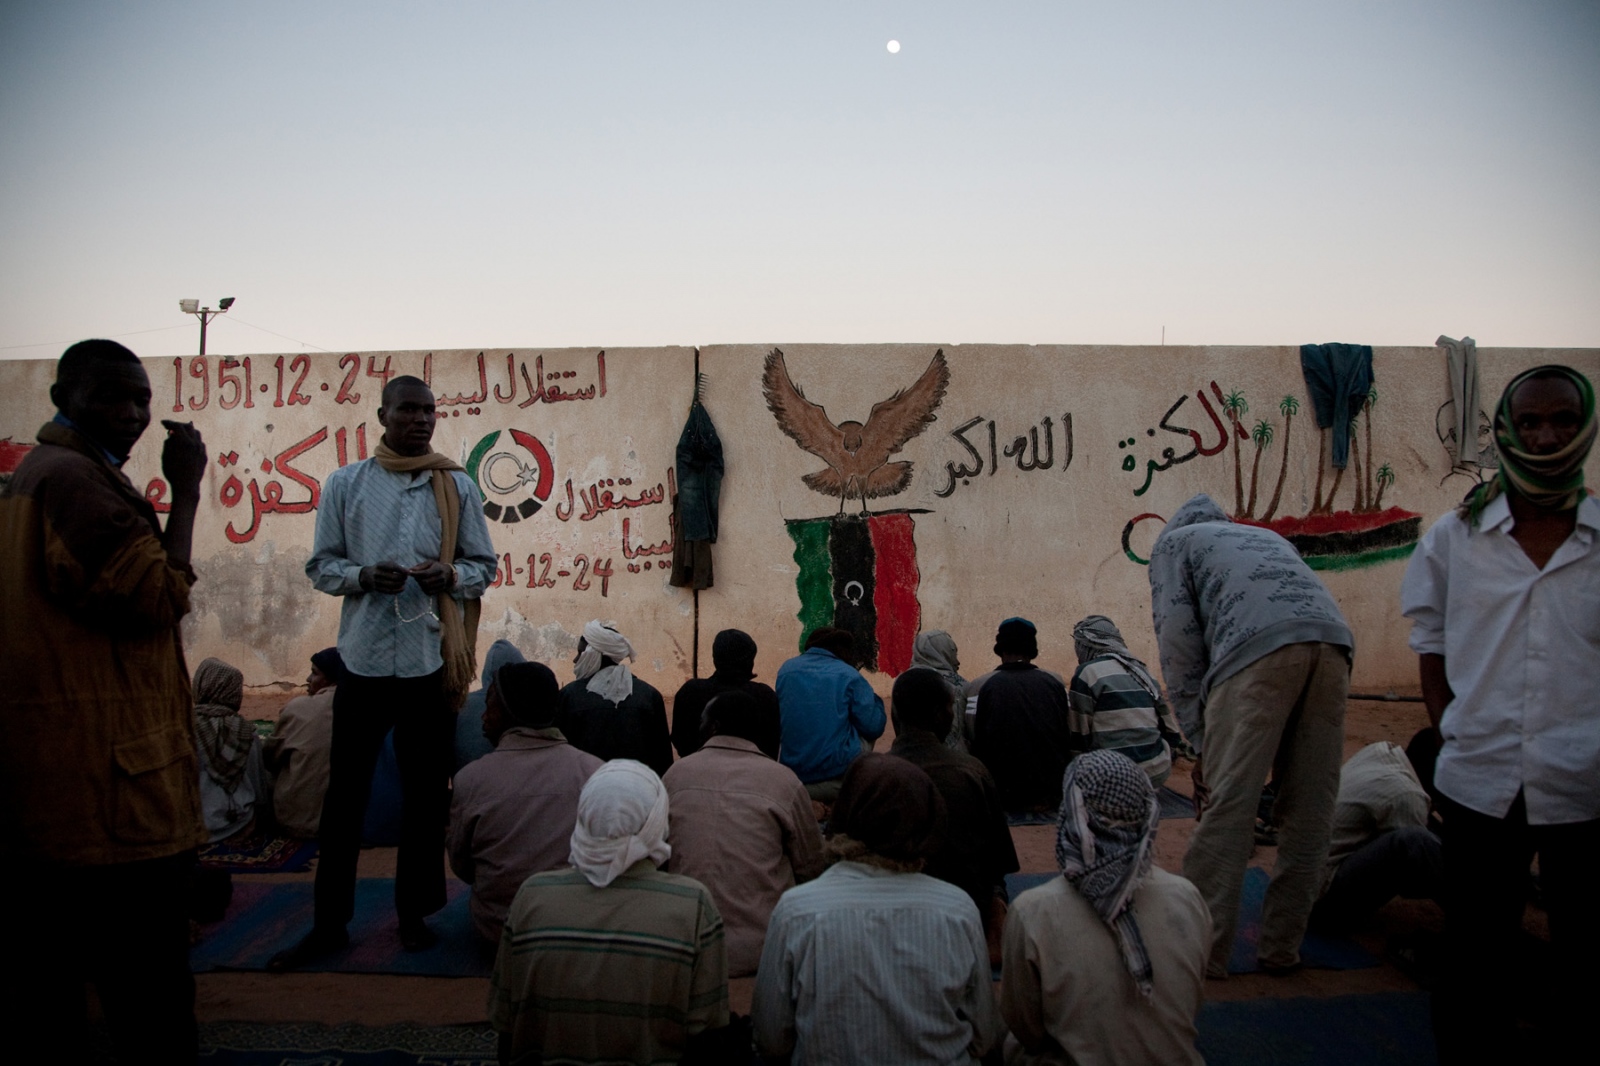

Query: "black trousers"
(1432, 791), (1600, 1063)
(2, 850), (197, 1064)
(314, 668), (453, 931)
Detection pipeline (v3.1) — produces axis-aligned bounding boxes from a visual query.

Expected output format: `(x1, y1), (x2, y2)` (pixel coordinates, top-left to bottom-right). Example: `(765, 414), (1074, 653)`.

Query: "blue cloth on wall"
(1298, 344), (1375, 470)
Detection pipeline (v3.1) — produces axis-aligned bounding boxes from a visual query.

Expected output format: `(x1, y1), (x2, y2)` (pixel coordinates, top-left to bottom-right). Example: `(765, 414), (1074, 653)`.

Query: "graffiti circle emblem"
(1121, 512), (1166, 566)
(468, 429), (554, 524)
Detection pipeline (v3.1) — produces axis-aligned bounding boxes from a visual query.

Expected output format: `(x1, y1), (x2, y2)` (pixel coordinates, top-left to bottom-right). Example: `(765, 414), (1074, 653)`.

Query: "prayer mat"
(198, 832), (318, 873)
(1196, 991), (1435, 1065)
(1007, 786), (1194, 826)
(190, 878), (496, 977)
(199, 1021), (497, 1065)
(1228, 866), (1378, 973)
(1003, 867), (1379, 975)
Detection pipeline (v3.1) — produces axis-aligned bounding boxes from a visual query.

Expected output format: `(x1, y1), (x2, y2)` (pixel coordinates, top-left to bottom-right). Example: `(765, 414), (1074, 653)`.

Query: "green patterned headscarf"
(1459, 365), (1596, 527)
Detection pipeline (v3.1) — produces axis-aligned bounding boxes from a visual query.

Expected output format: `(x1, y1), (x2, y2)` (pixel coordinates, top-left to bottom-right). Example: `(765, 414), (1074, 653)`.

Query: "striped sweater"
(489, 861), (728, 1065)
(1068, 656), (1173, 786)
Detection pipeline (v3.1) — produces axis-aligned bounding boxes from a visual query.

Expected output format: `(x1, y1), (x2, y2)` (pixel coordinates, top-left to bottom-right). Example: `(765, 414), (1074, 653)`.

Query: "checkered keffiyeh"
(1056, 750), (1162, 998)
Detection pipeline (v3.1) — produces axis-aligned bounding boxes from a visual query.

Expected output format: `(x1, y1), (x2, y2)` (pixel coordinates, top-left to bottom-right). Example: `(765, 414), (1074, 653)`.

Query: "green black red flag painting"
(786, 511), (924, 675)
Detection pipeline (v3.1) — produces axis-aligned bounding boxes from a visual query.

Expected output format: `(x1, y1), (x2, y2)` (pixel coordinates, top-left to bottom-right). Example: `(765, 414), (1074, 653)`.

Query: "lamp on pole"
(178, 297), (235, 356)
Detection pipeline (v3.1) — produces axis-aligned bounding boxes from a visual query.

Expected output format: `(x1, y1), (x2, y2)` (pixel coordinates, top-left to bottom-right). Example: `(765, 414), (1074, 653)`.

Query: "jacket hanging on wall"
(1298, 343), (1375, 470)
(670, 396), (723, 590)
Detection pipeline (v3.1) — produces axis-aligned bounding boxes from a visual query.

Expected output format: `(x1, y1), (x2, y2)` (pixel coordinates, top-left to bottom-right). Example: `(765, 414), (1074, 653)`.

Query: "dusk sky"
(2, 1), (1596, 359)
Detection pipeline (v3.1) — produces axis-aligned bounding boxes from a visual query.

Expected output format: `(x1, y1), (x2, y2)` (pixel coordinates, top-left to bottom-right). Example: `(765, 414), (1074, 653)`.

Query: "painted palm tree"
(1363, 385), (1378, 511)
(1326, 415), (1361, 513)
(1347, 415), (1366, 512)
(1222, 389), (1248, 516)
(1260, 395), (1299, 522)
(1374, 462), (1396, 509)
(1246, 418), (1273, 518)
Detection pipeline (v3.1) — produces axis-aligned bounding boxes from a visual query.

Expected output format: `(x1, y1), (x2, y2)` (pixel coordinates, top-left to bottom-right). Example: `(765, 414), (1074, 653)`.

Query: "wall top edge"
(3, 343), (1596, 369)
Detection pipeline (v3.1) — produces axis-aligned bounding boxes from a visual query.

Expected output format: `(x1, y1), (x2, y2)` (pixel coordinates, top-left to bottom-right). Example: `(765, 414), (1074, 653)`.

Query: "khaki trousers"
(1183, 641), (1348, 974)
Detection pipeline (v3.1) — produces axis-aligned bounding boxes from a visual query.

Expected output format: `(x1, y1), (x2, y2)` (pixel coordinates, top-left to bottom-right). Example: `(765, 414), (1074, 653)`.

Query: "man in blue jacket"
(775, 628), (886, 802)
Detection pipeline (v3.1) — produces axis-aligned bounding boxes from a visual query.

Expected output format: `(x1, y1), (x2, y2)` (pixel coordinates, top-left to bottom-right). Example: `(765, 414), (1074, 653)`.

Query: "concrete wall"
(3, 343), (1594, 697)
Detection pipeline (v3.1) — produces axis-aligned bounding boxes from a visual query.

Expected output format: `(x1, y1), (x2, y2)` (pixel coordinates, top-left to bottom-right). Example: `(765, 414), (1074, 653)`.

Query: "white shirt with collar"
(1401, 493), (1600, 825)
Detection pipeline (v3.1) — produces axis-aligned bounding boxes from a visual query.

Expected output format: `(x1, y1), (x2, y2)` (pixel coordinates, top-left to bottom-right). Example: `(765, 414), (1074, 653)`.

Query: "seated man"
(972, 617), (1075, 814)
(265, 647), (342, 838)
(670, 628), (781, 758)
(753, 754), (1000, 1065)
(557, 620), (672, 774)
(1310, 740), (1442, 933)
(449, 661), (603, 942)
(490, 760), (729, 1065)
(1002, 751), (1211, 1066)
(455, 639), (526, 774)
(774, 627), (886, 802)
(664, 690), (824, 977)
(1067, 614), (1188, 787)
(193, 657), (263, 844)
(888, 667), (1019, 960)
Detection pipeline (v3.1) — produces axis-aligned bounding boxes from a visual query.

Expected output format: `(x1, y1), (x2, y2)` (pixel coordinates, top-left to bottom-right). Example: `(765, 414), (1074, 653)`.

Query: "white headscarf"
(568, 760), (671, 887)
(573, 620), (636, 706)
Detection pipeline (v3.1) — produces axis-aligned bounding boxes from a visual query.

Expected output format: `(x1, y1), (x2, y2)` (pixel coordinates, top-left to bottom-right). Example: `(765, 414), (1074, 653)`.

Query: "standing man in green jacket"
(0, 340), (208, 1062)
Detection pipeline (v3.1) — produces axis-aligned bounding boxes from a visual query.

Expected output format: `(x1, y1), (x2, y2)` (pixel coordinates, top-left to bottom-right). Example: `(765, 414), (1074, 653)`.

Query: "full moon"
(886, 39), (900, 54)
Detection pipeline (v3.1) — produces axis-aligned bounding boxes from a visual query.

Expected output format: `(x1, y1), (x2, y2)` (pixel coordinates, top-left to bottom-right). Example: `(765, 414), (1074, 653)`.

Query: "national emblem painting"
(763, 348), (949, 674)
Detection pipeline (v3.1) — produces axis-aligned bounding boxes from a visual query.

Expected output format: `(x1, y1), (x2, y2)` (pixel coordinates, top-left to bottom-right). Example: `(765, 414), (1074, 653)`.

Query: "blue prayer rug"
(191, 879), (494, 977)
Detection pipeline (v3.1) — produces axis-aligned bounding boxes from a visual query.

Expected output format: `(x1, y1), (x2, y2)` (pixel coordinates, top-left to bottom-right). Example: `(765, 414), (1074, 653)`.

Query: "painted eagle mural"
(762, 347), (950, 513)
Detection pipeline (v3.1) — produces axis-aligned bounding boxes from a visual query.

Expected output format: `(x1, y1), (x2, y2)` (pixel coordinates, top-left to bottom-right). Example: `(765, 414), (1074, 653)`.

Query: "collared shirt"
(51, 412), (124, 467)
(265, 687), (335, 837)
(774, 648), (887, 784)
(663, 735), (824, 976)
(1000, 869), (1210, 1066)
(447, 728), (603, 941)
(1068, 656), (1173, 787)
(753, 862), (1001, 1065)
(489, 860), (729, 1066)
(1324, 742), (1430, 889)
(1400, 494), (1600, 824)
(306, 458), (496, 679)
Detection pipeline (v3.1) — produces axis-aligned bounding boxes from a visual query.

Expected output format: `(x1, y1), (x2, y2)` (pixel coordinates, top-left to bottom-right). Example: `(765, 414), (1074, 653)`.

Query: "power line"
(0, 323), (191, 352)
(220, 316), (333, 352)
(1, 316), (334, 355)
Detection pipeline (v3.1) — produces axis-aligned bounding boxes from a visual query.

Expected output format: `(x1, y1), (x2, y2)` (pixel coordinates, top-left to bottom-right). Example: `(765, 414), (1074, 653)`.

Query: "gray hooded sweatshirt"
(1148, 494), (1352, 750)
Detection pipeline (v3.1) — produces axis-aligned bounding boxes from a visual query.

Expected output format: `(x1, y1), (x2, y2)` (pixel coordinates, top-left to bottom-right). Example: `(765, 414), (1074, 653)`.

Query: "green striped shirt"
(489, 861), (729, 1065)
(1068, 656), (1172, 786)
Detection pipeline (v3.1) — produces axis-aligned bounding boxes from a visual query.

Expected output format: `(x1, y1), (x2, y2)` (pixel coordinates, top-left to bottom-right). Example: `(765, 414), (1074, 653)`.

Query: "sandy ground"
(199, 692), (1458, 1026)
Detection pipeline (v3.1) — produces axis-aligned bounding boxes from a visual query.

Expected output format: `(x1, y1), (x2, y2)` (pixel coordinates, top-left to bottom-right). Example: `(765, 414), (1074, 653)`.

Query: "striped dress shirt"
(306, 459), (496, 679)
(753, 861), (1000, 1065)
(490, 861), (729, 1066)
(1068, 656), (1173, 786)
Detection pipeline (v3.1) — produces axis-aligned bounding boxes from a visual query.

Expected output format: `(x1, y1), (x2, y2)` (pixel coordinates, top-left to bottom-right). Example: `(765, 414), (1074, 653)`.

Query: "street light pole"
(179, 297), (235, 355)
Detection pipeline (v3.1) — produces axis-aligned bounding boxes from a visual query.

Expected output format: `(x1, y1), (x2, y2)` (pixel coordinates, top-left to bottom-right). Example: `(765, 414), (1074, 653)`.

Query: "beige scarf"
(375, 442), (480, 709)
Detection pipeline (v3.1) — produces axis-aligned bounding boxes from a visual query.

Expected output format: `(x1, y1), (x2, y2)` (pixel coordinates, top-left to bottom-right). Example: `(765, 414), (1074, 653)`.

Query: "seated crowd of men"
(4, 340), (1590, 1065)
(184, 609), (1451, 1066)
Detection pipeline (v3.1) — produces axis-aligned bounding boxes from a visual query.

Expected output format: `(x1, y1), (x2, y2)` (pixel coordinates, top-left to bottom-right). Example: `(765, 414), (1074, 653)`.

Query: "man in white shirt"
(1400, 364), (1599, 1063)
(1309, 740), (1440, 933)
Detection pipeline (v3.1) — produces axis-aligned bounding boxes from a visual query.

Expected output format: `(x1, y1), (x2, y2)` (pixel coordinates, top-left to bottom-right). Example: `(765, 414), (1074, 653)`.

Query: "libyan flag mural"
(786, 510), (925, 676)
